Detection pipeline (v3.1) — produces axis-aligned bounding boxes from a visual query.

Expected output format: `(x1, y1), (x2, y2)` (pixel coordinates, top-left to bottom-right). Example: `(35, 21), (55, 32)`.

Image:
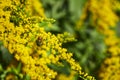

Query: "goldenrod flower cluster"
(99, 22), (120, 79)
(77, 0), (118, 30)
(111, 0), (120, 12)
(24, 0), (45, 17)
(0, 0), (95, 80)
(77, 0), (120, 80)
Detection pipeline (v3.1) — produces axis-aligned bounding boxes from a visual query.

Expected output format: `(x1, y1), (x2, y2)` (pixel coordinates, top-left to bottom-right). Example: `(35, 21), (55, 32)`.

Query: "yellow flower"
(0, 0), (95, 80)
(77, 0), (120, 79)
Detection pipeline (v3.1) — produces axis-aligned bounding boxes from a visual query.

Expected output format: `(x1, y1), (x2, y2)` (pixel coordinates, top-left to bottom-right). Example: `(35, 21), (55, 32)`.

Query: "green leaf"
(17, 62), (22, 73)
(48, 60), (70, 75)
(23, 74), (31, 80)
(0, 41), (3, 46)
(69, 0), (87, 20)
(0, 45), (13, 65)
(11, 67), (18, 75)
(0, 64), (3, 72)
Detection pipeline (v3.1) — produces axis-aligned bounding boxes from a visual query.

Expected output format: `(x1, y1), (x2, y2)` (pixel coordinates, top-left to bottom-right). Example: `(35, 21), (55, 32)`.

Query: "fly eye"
(36, 37), (42, 46)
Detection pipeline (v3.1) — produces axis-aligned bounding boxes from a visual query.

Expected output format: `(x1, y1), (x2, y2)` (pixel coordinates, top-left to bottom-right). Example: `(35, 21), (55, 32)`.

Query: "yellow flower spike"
(77, 0), (119, 79)
(111, 0), (120, 11)
(77, 0), (118, 30)
(0, 0), (95, 80)
(80, 0), (120, 80)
